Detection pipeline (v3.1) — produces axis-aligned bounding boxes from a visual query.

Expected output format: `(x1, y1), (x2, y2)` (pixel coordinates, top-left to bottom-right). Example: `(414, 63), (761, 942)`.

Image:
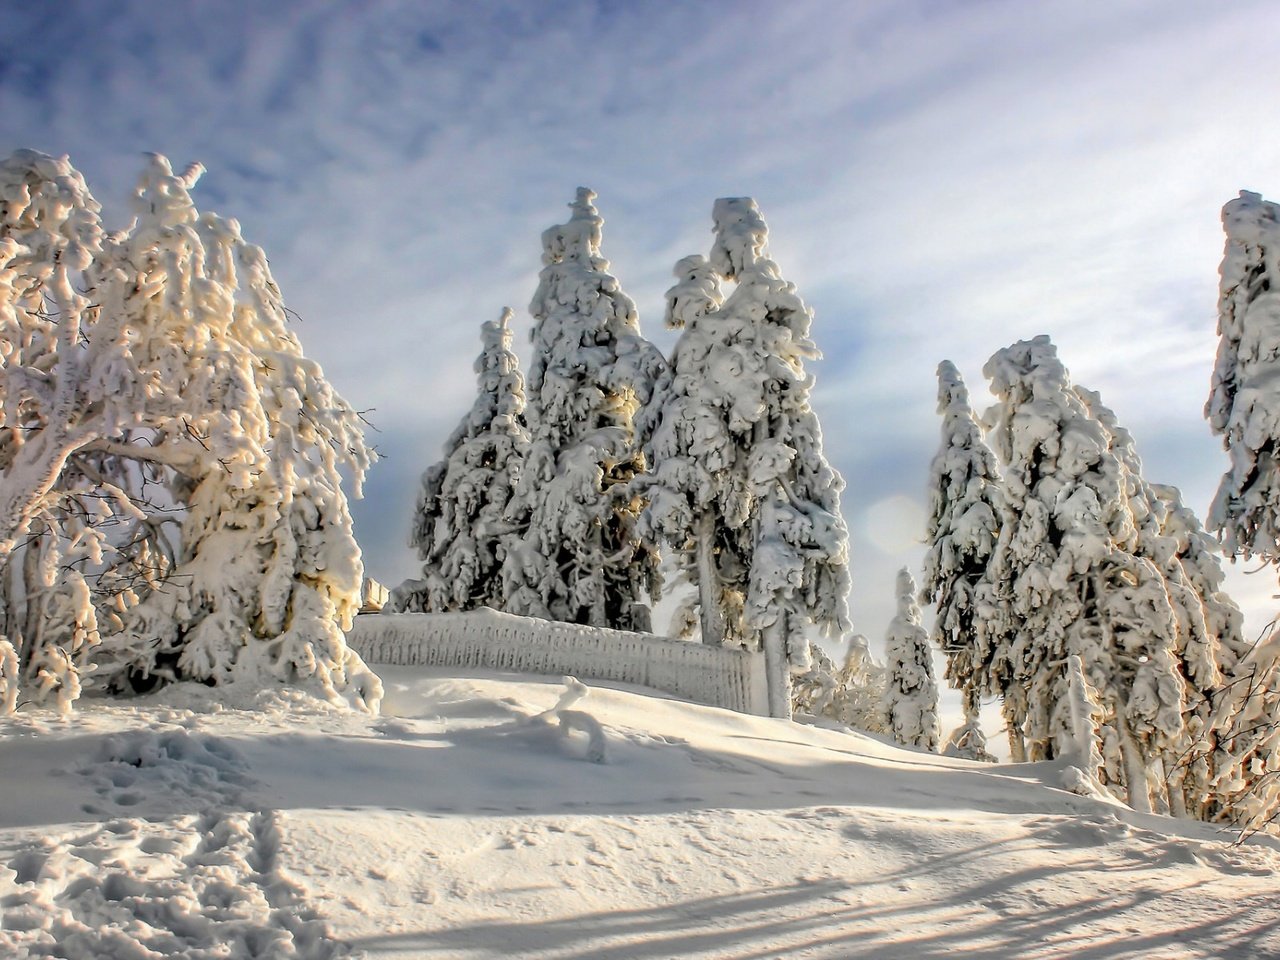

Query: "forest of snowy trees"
(3, 148), (1280, 834)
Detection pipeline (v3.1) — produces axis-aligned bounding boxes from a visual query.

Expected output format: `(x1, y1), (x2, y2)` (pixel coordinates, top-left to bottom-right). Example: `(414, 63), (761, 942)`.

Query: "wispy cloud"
(6, 0), (1278, 636)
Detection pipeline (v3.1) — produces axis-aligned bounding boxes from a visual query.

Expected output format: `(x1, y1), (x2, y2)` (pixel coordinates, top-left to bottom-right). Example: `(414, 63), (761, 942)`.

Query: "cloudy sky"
(7, 0), (1280, 643)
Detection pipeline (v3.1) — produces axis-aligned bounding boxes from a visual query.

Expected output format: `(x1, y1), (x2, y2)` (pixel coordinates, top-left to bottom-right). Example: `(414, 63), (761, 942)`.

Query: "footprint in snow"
(0, 811), (357, 959)
(74, 728), (255, 816)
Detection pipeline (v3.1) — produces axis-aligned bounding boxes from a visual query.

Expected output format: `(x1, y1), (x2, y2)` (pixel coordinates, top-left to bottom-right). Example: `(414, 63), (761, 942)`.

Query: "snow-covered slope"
(2, 669), (1277, 959)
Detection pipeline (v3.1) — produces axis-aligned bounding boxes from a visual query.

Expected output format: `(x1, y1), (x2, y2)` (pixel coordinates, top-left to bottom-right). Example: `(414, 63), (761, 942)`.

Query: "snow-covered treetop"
(525, 187), (652, 453)
(1207, 190), (1280, 559)
(925, 360), (1005, 546)
(983, 337), (1128, 553)
(101, 154), (372, 495)
(664, 254), (723, 330)
(710, 198), (769, 281)
(0, 149), (101, 275)
(447, 307), (527, 447)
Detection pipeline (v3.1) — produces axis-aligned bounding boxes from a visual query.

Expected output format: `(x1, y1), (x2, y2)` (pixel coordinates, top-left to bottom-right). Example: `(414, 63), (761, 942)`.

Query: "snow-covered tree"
(920, 360), (1008, 759)
(394, 308), (529, 614)
(884, 569), (940, 752)
(639, 199), (851, 718)
(983, 336), (1186, 811)
(0, 151), (380, 713)
(1198, 191), (1280, 831)
(1208, 190), (1280, 560)
(834, 634), (889, 735)
(790, 641), (841, 720)
(1068, 383), (1279, 827)
(791, 634), (892, 738)
(503, 188), (664, 631)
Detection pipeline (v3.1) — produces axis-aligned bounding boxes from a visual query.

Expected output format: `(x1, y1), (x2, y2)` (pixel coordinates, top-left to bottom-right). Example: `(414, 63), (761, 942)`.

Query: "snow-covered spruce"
(1079, 387), (1256, 819)
(503, 189), (664, 632)
(394, 308), (530, 615)
(638, 199), (851, 717)
(1200, 190), (1280, 833)
(1208, 190), (1280, 561)
(920, 360), (1008, 760)
(0, 151), (380, 713)
(883, 569), (940, 752)
(983, 336), (1185, 812)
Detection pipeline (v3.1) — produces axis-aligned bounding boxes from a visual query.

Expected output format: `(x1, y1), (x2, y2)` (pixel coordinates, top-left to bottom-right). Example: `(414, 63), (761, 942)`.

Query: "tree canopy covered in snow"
(639, 198), (851, 717)
(883, 568), (939, 752)
(982, 336), (1189, 810)
(1208, 191), (1280, 561)
(503, 189), (664, 633)
(0, 150), (380, 714)
(395, 308), (529, 615)
(921, 360), (1006, 761)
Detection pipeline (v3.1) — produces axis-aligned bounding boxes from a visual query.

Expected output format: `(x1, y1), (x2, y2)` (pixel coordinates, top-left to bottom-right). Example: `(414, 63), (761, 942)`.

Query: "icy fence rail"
(347, 608), (770, 717)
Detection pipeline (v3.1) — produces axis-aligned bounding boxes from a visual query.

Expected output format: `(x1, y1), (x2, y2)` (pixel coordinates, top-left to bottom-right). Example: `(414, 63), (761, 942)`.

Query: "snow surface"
(3, 668), (1279, 959)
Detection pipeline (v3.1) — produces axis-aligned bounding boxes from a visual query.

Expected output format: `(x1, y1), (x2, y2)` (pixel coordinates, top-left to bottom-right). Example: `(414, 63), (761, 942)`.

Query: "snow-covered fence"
(347, 608), (770, 717)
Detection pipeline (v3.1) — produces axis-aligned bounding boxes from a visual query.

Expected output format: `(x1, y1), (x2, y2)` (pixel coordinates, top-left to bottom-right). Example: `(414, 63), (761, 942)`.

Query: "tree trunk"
(763, 612), (793, 720)
(695, 511), (725, 646)
(1003, 685), (1027, 763)
(1114, 710), (1152, 814)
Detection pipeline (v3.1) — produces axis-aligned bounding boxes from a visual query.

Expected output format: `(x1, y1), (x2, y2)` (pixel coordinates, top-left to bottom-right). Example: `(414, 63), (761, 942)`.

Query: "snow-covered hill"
(3, 669), (1278, 959)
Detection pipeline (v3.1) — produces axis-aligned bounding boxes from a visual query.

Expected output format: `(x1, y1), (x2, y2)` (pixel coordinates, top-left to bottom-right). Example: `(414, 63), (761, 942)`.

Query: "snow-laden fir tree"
(639, 199), (851, 718)
(1208, 190), (1280, 560)
(1201, 190), (1280, 832)
(1076, 386), (1255, 817)
(394, 309), (530, 614)
(503, 189), (665, 631)
(1053, 379), (1276, 825)
(921, 360), (1006, 762)
(1151, 483), (1280, 827)
(0, 151), (380, 713)
(883, 568), (940, 752)
(983, 336), (1185, 811)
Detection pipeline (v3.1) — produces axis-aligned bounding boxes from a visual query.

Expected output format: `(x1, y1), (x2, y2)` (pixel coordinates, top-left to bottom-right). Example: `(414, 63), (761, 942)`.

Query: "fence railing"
(347, 608), (770, 717)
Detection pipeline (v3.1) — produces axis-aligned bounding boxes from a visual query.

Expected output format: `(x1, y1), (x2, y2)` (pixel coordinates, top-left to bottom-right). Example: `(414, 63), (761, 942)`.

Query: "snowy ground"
(2, 668), (1278, 959)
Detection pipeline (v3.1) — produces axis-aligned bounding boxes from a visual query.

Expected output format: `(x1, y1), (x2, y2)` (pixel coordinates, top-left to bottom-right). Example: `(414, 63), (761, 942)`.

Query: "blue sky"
(7, 0), (1280, 642)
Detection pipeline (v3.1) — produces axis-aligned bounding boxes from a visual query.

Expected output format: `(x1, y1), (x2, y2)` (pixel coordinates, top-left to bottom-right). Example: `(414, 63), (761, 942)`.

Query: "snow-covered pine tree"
(394, 308), (530, 614)
(983, 336), (1186, 812)
(1076, 387), (1245, 817)
(883, 568), (940, 752)
(503, 189), (664, 631)
(1201, 190), (1280, 833)
(1151, 483), (1280, 826)
(920, 360), (1008, 761)
(0, 151), (380, 713)
(639, 199), (851, 718)
(1208, 190), (1280, 561)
